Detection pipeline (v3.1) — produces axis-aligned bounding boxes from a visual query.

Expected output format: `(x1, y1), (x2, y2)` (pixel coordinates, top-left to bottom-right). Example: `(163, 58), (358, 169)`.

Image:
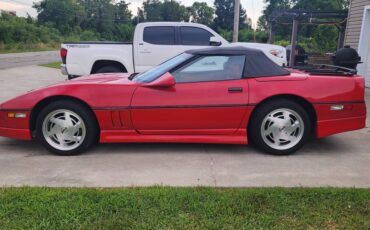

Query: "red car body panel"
(248, 73), (366, 138)
(131, 79), (249, 135)
(0, 70), (366, 144)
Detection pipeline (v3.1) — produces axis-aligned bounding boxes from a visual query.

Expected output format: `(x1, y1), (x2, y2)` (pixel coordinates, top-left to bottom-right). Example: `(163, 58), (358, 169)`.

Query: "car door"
(131, 55), (249, 135)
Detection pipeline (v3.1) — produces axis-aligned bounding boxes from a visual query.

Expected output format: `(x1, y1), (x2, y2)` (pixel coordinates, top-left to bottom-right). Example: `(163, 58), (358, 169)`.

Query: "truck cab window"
(180, 27), (213, 46)
(143, 26), (175, 45)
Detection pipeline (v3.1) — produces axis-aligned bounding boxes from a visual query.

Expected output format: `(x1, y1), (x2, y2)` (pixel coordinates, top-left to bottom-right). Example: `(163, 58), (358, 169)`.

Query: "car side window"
(143, 26), (175, 45)
(180, 27), (213, 46)
(172, 55), (245, 83)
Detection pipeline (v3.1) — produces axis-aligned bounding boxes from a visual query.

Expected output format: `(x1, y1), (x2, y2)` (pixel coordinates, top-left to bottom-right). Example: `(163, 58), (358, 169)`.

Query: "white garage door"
(366, 46), (370, 87)
(356, 5), (370, 87)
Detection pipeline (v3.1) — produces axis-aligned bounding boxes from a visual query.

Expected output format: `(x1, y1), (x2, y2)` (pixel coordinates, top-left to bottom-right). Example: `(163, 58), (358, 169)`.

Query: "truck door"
(177, 26), (216, 52)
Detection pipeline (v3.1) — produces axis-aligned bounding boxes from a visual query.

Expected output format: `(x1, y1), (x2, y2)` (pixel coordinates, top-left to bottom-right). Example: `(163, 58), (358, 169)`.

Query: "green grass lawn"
(0, 187), (369, 229)
(0, 42), (59, 54)
(39, 61), (62, 69)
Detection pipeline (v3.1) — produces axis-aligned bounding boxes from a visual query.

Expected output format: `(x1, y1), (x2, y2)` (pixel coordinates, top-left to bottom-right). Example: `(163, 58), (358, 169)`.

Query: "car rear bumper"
(316, 115), (367, 138)
(0, 127), (32, 140)
(61, 64), (68, 75)
(314, 101), (367, 138)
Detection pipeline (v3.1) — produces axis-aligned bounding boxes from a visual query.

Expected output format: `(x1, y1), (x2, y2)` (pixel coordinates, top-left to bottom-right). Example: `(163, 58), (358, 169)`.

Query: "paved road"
(0, 51), (60, 70)
(0, 66), (369, 187)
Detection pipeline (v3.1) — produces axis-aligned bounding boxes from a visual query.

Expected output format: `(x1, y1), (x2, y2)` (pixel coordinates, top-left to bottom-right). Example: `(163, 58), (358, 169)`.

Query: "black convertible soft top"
(185, 46), (290, 78)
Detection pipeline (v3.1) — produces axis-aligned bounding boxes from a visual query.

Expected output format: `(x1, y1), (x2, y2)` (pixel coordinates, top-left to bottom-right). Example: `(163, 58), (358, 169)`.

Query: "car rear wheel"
(249, 99), (311, 155)
(36, 100), (98, 156)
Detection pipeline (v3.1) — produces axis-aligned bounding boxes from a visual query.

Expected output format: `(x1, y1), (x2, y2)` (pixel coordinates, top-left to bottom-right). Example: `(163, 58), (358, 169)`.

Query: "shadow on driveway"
(0, 135), (355, 157)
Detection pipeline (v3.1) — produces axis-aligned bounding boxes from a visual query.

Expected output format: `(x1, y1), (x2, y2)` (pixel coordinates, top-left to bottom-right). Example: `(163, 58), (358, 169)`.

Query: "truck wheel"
(96, 66), (123, 74)
(68, 75), (78, 80)
(248, 99), (311, 155)
(36, 100), (99, 156)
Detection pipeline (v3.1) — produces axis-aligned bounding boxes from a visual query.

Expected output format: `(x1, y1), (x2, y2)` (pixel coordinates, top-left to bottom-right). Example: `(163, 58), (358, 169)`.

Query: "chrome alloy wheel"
(260, 108), (304, 150)
(42, 109), (86, 151)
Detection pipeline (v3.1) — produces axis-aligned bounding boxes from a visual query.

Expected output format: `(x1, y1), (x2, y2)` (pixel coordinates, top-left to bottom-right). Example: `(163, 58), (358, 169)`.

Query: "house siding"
(344, 0), (370, 49)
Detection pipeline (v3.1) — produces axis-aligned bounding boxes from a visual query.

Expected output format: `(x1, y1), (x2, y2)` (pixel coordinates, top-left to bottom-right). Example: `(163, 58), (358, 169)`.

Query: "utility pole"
(268, 22), (275, 44)
(232, 0), (240, 42)
(289, 18), (299, 67)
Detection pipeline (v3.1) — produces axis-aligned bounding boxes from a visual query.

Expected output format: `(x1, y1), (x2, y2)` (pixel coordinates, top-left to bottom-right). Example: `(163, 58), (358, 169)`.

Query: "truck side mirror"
(210, 37), (222, 46)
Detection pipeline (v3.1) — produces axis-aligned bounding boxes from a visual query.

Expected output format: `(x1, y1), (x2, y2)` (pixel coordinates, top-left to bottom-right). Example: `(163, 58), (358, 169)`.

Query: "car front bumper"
(0, 127), (31, 140)
(0, 110), (32, 140)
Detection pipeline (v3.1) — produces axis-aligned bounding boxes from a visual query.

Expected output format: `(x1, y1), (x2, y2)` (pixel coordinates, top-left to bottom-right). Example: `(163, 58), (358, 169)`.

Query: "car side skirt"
(100, 129), (248, 145)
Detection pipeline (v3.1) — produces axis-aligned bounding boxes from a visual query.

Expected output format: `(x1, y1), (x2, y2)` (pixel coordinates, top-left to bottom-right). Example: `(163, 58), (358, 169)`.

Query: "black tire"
(68, 75), (79, 80)
(95, 65), (123, 74)
(36, 100), (99, 156)
(248, 99), (311, 155)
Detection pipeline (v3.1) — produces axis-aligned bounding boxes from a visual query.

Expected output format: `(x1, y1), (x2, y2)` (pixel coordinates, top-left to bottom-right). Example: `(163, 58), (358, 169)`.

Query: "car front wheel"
(36, 100), (98, 156)
(249, 99), (311, 155)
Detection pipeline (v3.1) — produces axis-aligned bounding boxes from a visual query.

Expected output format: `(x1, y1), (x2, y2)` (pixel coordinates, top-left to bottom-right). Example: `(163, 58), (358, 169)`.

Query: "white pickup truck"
(61, 22), (287, 79)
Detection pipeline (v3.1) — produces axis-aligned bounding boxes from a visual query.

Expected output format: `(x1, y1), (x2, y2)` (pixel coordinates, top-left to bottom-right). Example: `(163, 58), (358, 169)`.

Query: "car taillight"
(60, 48), (67, 64)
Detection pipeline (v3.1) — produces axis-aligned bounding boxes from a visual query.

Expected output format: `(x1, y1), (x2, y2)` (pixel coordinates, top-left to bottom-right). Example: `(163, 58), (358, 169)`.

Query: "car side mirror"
(144, 72), (176, 88)
(210, 37), (222, 46)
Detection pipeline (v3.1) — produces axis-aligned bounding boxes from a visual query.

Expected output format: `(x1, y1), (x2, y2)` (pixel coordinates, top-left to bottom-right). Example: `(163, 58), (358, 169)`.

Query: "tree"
(116, 1), (132, 22)
(134, 7), (146, 24)
(257, 0), (295, 31)
(0, 12), (61, 45)
(141, 0), (163, 21)
(139, 0), (189, 22)
(259, 0), (350, 53)
(77, 0), (117, 39)
(189, 2), (215, 27)
(34, 0), (135, 41)
(161, 0), (190, 21)
(34, 0), (85, 34)
(293, 0), (349, 10)
(311, 25), (338, 52)
(214, 0), (250, 31)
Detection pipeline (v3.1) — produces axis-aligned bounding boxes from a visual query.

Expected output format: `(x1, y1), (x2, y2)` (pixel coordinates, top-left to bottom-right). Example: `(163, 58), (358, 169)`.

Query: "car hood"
(63, 72), (132, 84)
(0, 73), (137, 110)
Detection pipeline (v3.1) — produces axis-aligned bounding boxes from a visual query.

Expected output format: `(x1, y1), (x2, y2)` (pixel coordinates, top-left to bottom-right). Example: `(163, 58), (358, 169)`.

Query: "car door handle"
(228, 87), (243, 93)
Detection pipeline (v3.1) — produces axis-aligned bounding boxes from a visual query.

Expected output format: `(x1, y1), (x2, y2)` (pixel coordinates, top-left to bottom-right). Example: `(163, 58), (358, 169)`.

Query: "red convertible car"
(0, 47), (366, 155)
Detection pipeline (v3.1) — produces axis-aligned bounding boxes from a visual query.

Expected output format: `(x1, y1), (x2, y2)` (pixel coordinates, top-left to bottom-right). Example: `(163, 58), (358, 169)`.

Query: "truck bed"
(62, 42), (134, 76)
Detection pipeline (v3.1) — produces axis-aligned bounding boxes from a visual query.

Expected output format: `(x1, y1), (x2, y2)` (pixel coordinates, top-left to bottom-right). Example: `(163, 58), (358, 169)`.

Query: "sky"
(0, 0), (265, 28)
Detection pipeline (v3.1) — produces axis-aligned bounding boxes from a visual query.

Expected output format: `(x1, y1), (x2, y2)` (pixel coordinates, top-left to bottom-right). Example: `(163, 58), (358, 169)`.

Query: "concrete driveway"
(0, 66), (369, 187)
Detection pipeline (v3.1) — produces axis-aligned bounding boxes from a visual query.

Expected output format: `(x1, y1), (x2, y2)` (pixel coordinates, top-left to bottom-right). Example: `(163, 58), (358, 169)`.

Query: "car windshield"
(133, 53), (193, 83)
